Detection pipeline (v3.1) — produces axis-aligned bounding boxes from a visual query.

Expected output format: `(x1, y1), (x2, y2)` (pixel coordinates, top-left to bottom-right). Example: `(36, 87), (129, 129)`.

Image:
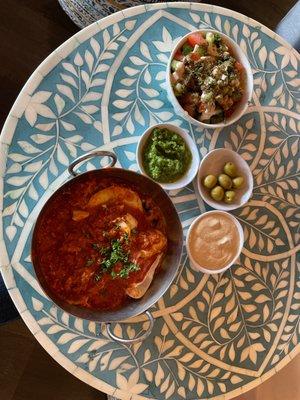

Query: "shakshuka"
(32, 176), (167, 311)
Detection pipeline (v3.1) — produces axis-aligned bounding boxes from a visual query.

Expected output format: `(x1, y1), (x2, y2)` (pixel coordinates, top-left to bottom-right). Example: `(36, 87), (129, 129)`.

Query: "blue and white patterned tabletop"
(0, 3), (299, 399)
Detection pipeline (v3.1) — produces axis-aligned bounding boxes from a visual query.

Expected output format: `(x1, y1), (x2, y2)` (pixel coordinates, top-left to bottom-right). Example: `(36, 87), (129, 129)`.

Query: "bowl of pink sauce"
(186, 210), (244, 274)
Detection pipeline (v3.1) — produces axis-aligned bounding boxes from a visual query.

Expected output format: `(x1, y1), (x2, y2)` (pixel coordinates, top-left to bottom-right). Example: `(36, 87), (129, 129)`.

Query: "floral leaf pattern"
(1, 4), (299, 400)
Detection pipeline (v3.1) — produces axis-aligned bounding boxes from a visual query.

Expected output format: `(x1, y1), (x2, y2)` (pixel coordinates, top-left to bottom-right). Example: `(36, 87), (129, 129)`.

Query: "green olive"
(203, 174), (217, 189)
(210, 186), (224, 201)
(218, 173), (232, 190)
(232, 176), (244, 189)
(223, 162), (238, 178)
(224, 190), (236, 204)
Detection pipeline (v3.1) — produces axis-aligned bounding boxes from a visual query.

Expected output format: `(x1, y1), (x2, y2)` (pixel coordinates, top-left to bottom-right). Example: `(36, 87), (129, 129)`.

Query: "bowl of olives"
(197, 148), (253, 210)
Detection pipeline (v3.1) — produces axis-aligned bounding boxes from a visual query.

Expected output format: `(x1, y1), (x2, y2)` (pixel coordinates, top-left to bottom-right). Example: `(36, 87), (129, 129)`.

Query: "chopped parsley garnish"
(101, 239), (129, 270)
(92, 243), (102, 251)
(116, 263), (140, 279)
(93, 237), (140, 282)
(123, 233), (129, 244)
(85, 259), (94, 267)
(100, 246), (110, 256)
(111, 270), (117, 279)
(92, 243), (110, 256)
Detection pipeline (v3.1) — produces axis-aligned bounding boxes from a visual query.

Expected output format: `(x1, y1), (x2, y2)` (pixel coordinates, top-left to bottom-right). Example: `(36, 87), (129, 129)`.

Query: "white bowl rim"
(166, 29), (254, 129)
(186, 210), (244, 274)
(136, 122), (200, 190)
(197, 148), (254, 211)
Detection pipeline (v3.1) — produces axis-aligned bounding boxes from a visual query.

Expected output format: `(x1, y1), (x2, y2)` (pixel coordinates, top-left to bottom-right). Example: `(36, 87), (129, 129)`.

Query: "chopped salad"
(170, 31), (245, 124)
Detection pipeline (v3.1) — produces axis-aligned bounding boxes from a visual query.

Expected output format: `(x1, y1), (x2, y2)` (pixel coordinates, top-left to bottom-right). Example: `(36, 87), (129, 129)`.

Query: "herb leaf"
(114, 263), (140, 279)
(123, 233), (129, 244)
(93, 238), (139, 281)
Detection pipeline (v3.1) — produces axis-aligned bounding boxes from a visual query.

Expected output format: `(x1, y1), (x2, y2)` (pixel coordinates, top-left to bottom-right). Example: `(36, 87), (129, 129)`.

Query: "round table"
(0, 3), (299, 399)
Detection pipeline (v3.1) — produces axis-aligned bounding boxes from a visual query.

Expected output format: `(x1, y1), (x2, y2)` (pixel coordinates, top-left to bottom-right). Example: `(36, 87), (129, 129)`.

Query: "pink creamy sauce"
(189, 213), (239, 270)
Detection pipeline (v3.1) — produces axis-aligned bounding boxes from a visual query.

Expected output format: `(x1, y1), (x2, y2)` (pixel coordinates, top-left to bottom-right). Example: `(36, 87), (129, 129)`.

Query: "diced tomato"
(183, 103), (196, 118)
(174, 50), (184, 61)
(235, 61), (244, 72)
(187, 33), (206, 47)
(190, 52), (201, 61)
(198, 102), (206, 113)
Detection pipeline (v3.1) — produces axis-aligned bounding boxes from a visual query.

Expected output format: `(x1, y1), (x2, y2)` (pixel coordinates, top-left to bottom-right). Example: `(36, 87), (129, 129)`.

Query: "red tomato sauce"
(32, 175), (167, 311)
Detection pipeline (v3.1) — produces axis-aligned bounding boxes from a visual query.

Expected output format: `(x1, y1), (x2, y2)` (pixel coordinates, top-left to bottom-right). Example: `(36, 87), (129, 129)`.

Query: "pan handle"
(104, 311), (154, 344)
(68, 150), (117, 177)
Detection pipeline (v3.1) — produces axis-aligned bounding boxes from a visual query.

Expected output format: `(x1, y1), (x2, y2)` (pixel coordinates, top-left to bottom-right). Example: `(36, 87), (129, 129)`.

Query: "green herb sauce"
(142, 128), (192, 183)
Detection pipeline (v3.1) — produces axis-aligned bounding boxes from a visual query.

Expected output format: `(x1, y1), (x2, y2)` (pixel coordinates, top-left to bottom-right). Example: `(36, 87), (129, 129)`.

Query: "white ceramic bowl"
(186, 210), (244, 274)
(197, 148), (253, 211)
(166, 29), (253, 129)
(136, 123), (200, 191)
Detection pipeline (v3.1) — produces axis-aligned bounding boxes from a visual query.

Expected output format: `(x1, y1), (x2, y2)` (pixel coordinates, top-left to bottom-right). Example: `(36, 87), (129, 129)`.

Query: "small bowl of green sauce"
(137, 123), (200, 190)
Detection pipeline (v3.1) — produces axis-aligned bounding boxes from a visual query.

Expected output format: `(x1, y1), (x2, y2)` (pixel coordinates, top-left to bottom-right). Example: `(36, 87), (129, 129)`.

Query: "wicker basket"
(58, 0), (186, 28)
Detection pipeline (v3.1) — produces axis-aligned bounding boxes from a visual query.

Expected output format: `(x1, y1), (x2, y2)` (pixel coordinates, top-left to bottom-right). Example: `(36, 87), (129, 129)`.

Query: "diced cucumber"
(194, 44), (206, 56)
(174, 83), (185, 96)
(214, 33), (221, 43)
(206, 32), (215, 44)
(205, 76), (216, 86)
(171, 60), (182, 71)
(182, 43), (193, 55)
(171, 60), (178, 71)
(206, 32), (221, 45)
(201, 91), (213, 102)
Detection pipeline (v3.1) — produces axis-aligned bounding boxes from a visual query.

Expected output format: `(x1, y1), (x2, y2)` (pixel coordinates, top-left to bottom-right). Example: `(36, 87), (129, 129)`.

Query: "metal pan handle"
(68, 150), (117, 177)
(104, 311), (154, 344)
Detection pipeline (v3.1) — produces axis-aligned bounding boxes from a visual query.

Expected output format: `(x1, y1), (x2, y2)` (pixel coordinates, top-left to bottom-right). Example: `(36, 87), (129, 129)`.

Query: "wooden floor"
(1, 318), (300, 400)
(235, 353), (300, 400)
(0, 0), (298, 399)
(0, 319), (106, 400)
